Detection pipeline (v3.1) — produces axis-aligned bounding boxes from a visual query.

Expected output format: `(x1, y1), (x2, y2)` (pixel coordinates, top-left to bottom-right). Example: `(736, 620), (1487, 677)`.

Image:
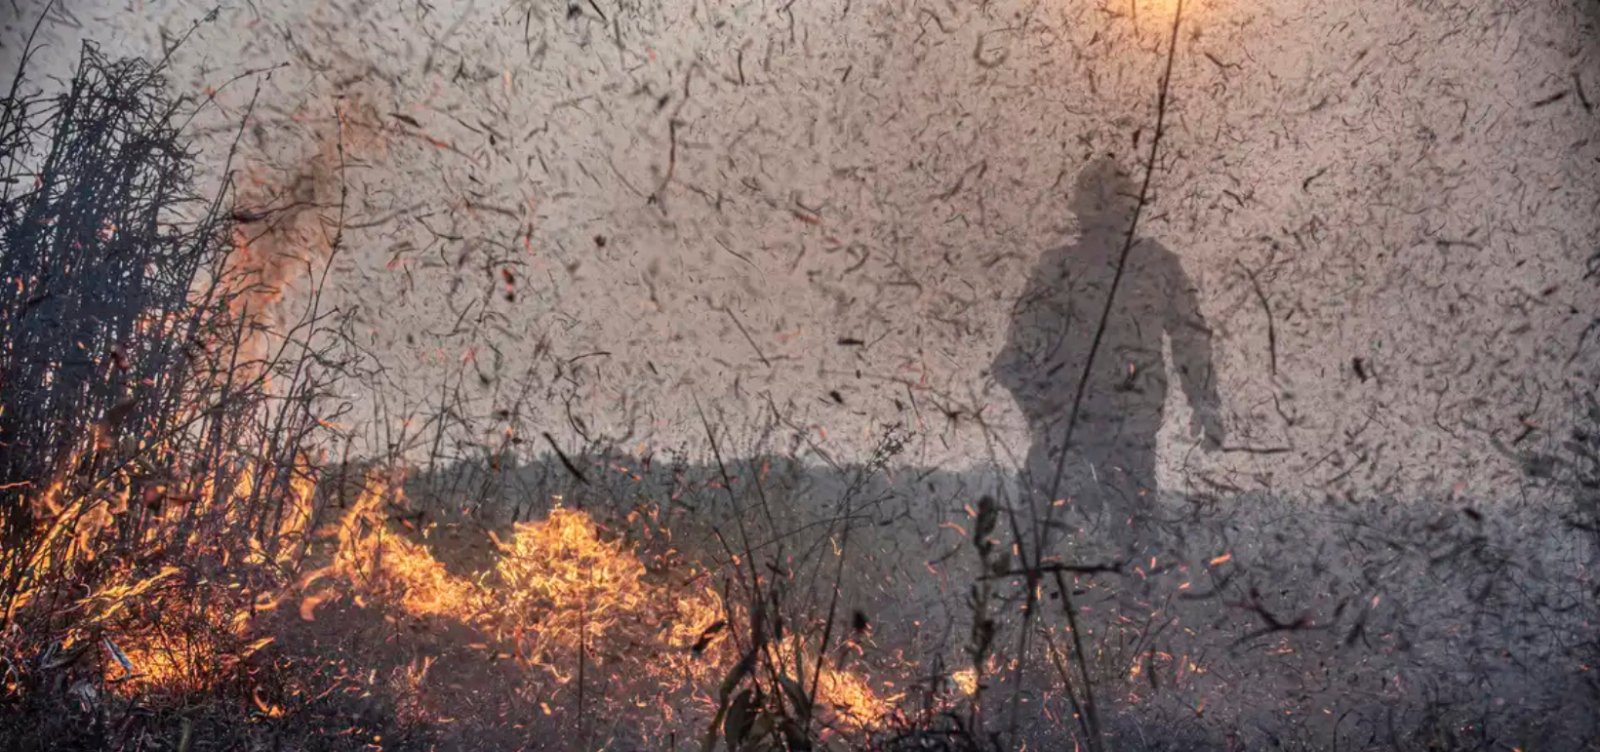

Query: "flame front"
(292, 473), (895, 741)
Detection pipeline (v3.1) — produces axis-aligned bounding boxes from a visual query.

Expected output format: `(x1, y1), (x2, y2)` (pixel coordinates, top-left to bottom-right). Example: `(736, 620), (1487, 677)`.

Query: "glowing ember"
(951, 667), (979, 696)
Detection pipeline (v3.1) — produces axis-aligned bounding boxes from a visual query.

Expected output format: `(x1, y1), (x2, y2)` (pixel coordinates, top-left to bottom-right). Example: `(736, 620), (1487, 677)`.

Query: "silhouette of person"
(994, 156), (1222, 548)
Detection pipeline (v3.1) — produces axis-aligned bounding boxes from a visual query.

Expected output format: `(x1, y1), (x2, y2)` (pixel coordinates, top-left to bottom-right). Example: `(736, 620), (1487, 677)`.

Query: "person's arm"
(1166, 257), (1225, 447)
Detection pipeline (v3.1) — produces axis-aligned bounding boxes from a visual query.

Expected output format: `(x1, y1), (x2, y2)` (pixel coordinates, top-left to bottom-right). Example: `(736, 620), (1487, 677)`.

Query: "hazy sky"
(5, 0), (1597, 505)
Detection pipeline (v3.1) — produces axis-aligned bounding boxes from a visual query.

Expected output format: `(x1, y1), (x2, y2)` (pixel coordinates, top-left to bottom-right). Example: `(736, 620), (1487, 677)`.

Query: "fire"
(4, 448), (323, 699)
(292, 472), (900, 737)
(803, 649), (899, 728)
(299, 473), (482, 622)
(951, 667), (979, 696)
(11, 452), (901, 738)
(301, 476), (728, 670)
(490, 507), (726, 679)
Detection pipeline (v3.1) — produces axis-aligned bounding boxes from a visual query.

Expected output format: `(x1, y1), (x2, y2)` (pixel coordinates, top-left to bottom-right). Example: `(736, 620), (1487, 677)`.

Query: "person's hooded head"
(1069, 156), (1139, 234)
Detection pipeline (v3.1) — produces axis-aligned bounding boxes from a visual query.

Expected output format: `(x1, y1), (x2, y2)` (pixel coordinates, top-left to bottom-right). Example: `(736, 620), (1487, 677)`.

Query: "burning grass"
(0, 34), (359, 747)
(292, 470), (904, 745)
(489, 506), (727, 681)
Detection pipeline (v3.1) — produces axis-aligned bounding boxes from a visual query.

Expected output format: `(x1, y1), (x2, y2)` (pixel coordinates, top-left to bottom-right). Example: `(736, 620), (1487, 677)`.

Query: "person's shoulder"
(1133, 235), (1179, 257)
(1129, 237), (1182, 272)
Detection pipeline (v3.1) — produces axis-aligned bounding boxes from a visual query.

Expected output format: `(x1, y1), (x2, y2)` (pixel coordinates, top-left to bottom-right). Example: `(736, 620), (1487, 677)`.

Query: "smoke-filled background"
(4, 0), (1591, 486)
(3, 0), (1599, 749)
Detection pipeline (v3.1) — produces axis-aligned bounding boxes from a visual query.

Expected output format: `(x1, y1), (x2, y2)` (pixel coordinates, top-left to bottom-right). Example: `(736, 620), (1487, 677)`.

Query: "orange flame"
(292, 473), (897, 735)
